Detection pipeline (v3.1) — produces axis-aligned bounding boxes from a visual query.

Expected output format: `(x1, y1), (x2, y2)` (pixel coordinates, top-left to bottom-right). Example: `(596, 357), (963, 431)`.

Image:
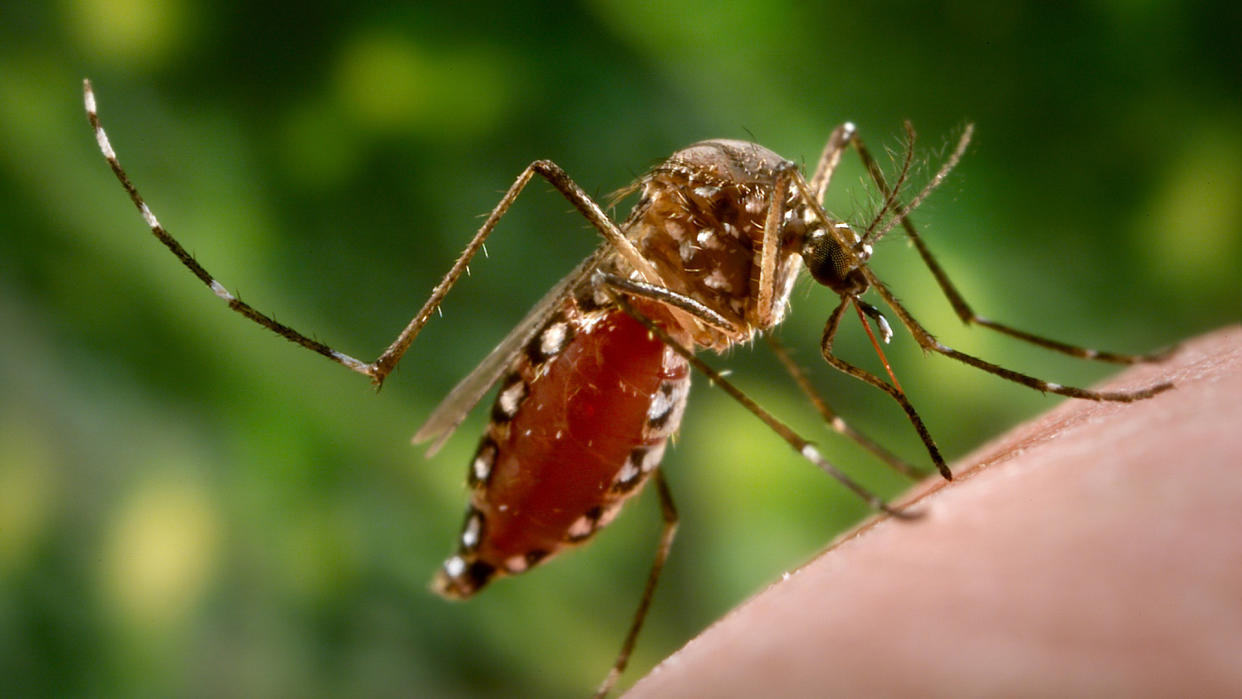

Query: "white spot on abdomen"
(461, 511), (482, 549)
(497, 379), (527, 418)
(639, 443), (666, 473)
(539, 322), (569, 356)
(615, 460), (639, 486)
(568, 515), (594, 540)
(648, 387), (674, 423)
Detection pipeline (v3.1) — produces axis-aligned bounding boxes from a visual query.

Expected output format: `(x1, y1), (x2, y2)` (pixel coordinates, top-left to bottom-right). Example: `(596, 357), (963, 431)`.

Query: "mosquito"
(83, 79), (1173, 697)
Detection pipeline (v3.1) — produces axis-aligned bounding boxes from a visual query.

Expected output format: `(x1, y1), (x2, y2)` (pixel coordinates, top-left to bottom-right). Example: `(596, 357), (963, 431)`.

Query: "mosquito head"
(800, 221), (870, 297)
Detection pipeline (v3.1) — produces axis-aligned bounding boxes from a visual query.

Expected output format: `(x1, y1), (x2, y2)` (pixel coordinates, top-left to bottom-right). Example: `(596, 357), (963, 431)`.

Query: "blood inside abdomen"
(478, 304), (688, 564)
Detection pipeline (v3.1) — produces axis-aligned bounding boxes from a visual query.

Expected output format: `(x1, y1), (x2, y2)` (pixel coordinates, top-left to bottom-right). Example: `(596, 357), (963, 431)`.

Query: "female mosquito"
(84, 79), (1172, 697)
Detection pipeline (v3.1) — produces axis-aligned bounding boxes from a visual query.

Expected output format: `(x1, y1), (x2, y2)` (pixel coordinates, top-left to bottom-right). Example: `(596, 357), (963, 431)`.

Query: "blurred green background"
(2, 1), (1239, 696)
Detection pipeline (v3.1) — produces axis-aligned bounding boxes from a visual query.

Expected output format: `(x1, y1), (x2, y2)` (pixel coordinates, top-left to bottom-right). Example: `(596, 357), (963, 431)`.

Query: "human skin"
(627, 326), (1242, 698)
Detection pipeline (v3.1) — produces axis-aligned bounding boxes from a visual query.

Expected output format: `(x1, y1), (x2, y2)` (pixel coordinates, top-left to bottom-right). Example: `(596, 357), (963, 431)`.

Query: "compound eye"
(801, 227), (853, 290)
(801, 230), (834, 283)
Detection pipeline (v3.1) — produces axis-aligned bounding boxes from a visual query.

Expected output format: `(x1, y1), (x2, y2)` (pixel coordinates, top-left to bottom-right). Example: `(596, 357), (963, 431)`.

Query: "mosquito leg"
(594, 470), (678, 699)
(599, 283), (916, 518)
(764, 334), (930, 480)
(84, 80), (376, 378)
(808, 123), (856, 201)
(818, 298), (952, 480)
(368, 157), (667, 384)
(865, 274), (1175, 401)
(85, 80), (666, 388)
(595, 272), (739, 336)
(754, 161), (796, 326)
(844, 124), (1174, 365)
(600, 267), (924, 485)
(755, 160), (855, 329)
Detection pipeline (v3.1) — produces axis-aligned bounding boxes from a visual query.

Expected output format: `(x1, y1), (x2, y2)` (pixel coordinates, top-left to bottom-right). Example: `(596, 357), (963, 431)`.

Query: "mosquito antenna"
(862, 124), (973, 247)
(859, 121), (917, 246)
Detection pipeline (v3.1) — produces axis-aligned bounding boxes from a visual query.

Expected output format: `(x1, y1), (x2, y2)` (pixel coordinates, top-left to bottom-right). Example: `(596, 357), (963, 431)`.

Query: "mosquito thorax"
(666, 140), (791, 186)
(659, 139), (871, 299)
(630, 139), (807, 349)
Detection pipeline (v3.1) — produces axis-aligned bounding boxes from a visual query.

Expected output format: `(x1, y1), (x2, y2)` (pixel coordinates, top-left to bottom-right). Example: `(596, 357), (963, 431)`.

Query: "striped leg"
(843, 122), (1177, 369)
(816, 298), (952, 479)
(84, 79), (664, 389)
(594, 471), (678, 699)
(765, 334), (930, 480)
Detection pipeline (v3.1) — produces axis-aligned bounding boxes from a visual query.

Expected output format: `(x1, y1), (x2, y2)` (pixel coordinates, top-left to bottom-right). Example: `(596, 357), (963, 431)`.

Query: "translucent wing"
(413, 250), (606, 456)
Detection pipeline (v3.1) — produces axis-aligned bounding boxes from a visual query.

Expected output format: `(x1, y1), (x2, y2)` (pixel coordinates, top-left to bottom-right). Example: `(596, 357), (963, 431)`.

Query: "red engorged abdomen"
(476, 303), (687, 567)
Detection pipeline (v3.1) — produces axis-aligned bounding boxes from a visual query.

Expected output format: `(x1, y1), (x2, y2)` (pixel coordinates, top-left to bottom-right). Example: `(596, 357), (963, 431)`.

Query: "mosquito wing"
(413, 249), (606, 456)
